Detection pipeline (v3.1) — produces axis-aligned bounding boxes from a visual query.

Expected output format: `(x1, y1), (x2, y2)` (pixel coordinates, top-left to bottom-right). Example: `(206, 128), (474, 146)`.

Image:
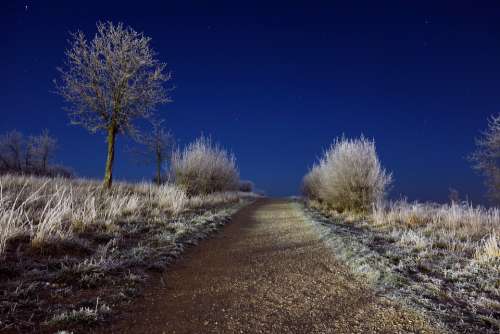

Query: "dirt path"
(98, 199), (441, 334)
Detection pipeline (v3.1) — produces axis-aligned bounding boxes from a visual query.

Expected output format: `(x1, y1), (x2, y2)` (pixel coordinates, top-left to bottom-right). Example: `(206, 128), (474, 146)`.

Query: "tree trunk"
(42, 152), (48, 173)
(103, 124), (117, 189)
(156, 155), (162, 185)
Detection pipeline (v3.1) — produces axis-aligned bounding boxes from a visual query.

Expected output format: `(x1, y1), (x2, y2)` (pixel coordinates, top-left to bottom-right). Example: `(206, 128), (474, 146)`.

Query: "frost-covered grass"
(373, 200), (500, 263)
(0, 174), (247, 255)
(305, 199), (500, 334)
(47, 299), (111, 326)
(0, 183), (30, 255)
(0, 174), (254, 333)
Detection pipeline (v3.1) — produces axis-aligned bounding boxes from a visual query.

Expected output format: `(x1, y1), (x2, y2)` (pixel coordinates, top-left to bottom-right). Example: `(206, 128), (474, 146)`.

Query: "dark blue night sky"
(2, 1), (500, 202)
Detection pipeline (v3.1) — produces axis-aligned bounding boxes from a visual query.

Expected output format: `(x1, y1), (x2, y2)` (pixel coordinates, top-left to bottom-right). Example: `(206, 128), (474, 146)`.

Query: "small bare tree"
(448, 187), (460, 204)
(25, 136), (36, 171)
(0, 130), (64, 177)
(0, 130), (24, 172)
(470, 114), (500, 204)
(138, 119), (174, 184)
(32, 129), (58, 173)
(55, 21), (172, 188)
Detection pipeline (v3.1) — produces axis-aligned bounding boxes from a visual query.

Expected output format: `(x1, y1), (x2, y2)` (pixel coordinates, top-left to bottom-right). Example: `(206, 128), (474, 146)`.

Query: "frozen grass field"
(304, 199), (499, 333)
(0, 174), (255, 333)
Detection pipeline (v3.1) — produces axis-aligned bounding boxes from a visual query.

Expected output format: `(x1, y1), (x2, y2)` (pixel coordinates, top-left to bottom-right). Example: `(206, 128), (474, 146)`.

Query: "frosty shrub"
(238, 180), (254, 193)
(470, 113), (500, 204)
(301, 165), (323, 201)
(170, 136), (239, 195)
(303, 136), (392, 213)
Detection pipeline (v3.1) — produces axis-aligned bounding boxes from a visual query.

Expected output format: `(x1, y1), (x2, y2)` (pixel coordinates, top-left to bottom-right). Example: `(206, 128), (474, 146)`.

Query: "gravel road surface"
(99, 199), (441, 334)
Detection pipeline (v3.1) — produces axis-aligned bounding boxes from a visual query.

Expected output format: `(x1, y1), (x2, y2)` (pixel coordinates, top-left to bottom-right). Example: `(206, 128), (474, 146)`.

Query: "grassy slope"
(302, 200), (499, 334)
(0, 175), (256, 333)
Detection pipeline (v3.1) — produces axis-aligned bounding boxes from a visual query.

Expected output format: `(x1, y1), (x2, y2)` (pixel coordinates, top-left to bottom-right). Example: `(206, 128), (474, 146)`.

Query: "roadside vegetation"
(170, 136), (239, 195)
(54, 21), (172, 189)
(301, 128), (500, 333)
(0, 129), (71, 178)
(0, 126), (252, 334)
(470, 114), (500, 205)
(0, 173), (255, 333)
(0, 21), (257, 333)
(302, 136), (391, 214)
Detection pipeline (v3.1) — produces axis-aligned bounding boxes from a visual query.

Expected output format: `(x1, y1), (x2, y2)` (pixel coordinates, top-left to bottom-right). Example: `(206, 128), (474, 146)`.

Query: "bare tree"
(0, 130), (24, 172)
(25, 136), (35, 171)
(470, 114), (500, 204)
(55, 21), (172, 188)
(448, 187), (460, 204)
(0, 130), (66, 177)
(136, 119), (174, 184)
(31, 129), (58, 173)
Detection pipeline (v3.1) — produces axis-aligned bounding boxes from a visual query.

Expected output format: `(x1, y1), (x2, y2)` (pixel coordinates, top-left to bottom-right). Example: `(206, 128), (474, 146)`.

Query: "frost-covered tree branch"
(134, 119), (174, 184)
(470, 114), (500, 204)
(55, 21), (172, 188)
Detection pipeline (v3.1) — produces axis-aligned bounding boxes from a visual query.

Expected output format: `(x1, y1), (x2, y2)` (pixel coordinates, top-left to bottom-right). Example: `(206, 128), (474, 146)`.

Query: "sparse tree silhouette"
(0, 130), (61, 176)
(32, 129), (58, 173)
(470, 114), (500, 204)
(137, 119), (174, 184)
(55, 21), (172, 189)
(25, 136), (36, 171)
(448, 187), (460, 204)
(239, 180), (254, 192)
(0, 130), (24, 172)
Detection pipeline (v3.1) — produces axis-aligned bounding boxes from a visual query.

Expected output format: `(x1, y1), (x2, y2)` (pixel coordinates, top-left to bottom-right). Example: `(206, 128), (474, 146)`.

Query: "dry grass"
(47, 299), (111, 326)
(0, 174), (250, 255)
(0, 174), (255, 333)
(305, 199), (500, 333)
(475, 233), (500, 263)
(0, 183), (30, 255)
(373, 200), (500, 262)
